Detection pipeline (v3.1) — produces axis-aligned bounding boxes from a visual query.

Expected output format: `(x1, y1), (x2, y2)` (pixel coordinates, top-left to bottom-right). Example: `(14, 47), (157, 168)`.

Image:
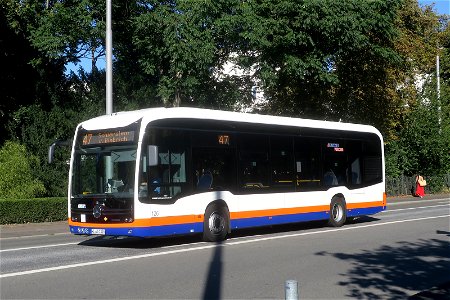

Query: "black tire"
(328, 197), (346, 227)
(203, 203), (229, 242)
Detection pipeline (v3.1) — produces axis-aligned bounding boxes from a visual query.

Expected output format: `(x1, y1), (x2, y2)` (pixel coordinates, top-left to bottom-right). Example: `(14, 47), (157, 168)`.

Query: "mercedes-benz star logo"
(93, 204), (104, 219)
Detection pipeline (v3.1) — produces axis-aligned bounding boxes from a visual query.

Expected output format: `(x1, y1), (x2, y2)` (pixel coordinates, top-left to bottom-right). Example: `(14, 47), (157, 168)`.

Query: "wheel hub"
(208, 212), (225, 235)
(332, 203), (343, 222)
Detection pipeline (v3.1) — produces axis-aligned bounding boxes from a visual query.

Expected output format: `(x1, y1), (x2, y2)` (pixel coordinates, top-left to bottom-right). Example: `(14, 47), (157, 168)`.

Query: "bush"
(0, 141), (46, 198)
(0, 197), (66, 224)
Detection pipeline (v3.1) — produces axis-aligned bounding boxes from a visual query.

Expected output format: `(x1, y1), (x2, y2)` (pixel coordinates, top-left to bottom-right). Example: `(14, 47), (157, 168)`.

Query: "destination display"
(81, 130), (135, 146)
(327, 142), (344, 152)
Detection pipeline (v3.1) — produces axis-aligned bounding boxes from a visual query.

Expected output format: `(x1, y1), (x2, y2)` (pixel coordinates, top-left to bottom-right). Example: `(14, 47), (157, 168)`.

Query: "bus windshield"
(71, 145), (137, 197)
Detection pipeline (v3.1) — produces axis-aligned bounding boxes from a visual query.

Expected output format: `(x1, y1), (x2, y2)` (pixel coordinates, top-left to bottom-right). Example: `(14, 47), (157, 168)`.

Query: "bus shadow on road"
(77, 233), (204, 249)
(77, 216), (380, 249)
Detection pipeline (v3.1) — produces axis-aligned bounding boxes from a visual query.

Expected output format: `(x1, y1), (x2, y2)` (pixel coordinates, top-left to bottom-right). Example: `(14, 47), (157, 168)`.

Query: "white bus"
(62, 107), (385, 241)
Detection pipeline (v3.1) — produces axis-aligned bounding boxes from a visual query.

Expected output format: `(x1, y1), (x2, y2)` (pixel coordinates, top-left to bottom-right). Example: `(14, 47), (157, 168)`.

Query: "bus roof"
(79, 107), (382, 138)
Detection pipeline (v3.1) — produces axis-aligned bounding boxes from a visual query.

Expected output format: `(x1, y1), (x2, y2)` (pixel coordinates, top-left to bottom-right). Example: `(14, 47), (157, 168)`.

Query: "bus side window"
(270, 136), (294, 191)
(238, 134), (269, 190)
(139, 128), (189, 201)
(362, 137), (383, 184)
(346, 140), (362, 187)
(322, 140), (347, 186)
(294, 137), (321, 190)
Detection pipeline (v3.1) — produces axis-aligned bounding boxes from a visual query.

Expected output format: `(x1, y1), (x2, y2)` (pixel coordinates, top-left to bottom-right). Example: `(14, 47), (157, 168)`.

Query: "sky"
(419, 0), (450, 15)
(66, 0), (450, 74)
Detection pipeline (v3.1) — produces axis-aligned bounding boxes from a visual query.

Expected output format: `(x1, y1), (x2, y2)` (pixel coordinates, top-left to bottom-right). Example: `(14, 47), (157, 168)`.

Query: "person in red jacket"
(415, 175), (426, 198)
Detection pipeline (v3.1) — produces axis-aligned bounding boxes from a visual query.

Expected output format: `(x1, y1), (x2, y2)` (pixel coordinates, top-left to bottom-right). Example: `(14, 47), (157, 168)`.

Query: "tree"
(132, 0), (245, 107)
(28, 0), (106, 70)
(8, 105), (78, 196)
(2, 0), (448, 198)
(384, 2), (449, 178)
(0, 141), (46, 198)
(220, 0), (404, 137)
(0, 1), (67, 144)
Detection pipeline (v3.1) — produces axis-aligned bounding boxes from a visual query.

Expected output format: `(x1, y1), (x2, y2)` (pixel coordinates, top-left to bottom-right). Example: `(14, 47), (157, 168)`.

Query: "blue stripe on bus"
(70, 206), (384, 237)
(70, 222), (203, 237)
(347, 206), (384, 217)
(230, 211), (329, 229)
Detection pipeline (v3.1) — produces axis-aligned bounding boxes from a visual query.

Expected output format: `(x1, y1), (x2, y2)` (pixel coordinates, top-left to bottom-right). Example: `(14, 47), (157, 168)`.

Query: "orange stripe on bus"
(347, 200), (384, 210)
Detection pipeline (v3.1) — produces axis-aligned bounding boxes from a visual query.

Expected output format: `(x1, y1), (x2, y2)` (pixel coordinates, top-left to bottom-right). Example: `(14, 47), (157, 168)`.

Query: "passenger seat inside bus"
(197, 171), (213, 190)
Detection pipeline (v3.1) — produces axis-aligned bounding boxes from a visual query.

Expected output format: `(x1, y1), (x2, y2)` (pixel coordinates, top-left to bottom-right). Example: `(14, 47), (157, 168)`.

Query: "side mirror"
(147, 145), (159, 166)
(48, 140), (71, 164)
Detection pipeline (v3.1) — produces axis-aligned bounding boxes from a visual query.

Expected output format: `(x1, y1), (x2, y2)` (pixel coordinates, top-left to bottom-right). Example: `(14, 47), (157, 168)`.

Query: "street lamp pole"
(437, 51), (441, 129)
(106, 0), (113, 115)
(105, 0), (113, 180)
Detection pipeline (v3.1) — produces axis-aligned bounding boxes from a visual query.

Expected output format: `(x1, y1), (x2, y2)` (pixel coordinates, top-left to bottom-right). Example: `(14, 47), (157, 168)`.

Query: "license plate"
(91, 229), (106, 235)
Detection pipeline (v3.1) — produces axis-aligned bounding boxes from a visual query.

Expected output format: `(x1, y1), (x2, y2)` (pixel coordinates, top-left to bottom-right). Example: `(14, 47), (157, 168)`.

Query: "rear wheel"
(203, 203), (229, 242)
(328, 197), (346, 227)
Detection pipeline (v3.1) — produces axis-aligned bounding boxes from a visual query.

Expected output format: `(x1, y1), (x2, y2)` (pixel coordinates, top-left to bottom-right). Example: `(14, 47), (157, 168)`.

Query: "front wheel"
(203, 204), (229, 242)
(328, 197), (346, 227)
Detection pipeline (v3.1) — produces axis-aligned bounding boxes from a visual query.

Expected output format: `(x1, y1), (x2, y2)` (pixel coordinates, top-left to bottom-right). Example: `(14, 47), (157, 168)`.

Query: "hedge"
(0, 197), (66, 224)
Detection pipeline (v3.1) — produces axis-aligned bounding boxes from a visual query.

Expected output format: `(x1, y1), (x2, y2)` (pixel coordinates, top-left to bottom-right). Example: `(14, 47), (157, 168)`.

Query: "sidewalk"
(0, 220), (69, 239)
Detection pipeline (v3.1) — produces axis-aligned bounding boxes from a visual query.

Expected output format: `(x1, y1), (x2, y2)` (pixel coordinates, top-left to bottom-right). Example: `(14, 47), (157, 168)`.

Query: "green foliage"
(0, 141), (46, 198)
(233, 0), (403, 129)
(8, 105), (80, 197)
(0, 1), (66, 143)
(132, 0), (247, 107)
(28, 0), (106, 66)
(1, 0), (449, 199)
(385, 86), (450, 178)
(0, 197), (66, 224)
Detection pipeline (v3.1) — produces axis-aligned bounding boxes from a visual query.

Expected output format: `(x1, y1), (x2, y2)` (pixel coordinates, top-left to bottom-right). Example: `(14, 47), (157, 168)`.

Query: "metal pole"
(106, 0), (113, 115)
(105, 0), (113, 181)
(285, 280), (299, 300)
(436, 53), (441, 129)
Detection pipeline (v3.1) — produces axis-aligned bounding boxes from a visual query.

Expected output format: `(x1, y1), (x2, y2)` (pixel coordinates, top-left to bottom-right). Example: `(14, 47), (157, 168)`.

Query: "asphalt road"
(1, 194), (449, 299)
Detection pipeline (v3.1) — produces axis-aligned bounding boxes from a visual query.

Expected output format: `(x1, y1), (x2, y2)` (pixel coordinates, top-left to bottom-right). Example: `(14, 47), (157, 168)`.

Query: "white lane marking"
(0, 238), (207, 253)
(383, 203), (450, 213)
(1, 214), (449, 279)
(0, 242), (79, 253)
